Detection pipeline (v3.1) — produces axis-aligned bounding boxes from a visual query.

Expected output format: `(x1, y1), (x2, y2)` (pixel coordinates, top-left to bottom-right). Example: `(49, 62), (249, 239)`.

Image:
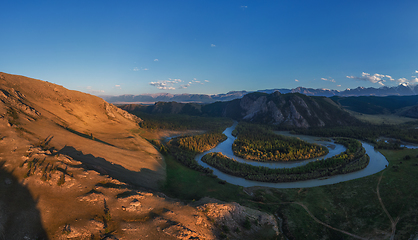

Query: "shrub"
(57, 172), (65, 186)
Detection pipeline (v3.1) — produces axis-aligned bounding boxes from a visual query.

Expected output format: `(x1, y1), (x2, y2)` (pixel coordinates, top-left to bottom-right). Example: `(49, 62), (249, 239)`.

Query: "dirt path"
(249, 198), (368, 239)
(283, 202), (368, 240)
(274, 172), (399, 240)
(377, 172), (400, 240)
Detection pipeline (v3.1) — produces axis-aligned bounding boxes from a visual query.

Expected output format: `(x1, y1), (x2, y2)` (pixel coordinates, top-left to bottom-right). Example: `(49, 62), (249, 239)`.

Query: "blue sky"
(1, 1), (418, 95)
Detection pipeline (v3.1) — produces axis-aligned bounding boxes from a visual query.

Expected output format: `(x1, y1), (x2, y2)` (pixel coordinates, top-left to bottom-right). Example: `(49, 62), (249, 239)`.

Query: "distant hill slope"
(331, 95), (418, 116)
(230, 92), (360, 127)
(121, 91), (360, 128)
(0, 72), (164, 189)
(400, 105), (418, 118)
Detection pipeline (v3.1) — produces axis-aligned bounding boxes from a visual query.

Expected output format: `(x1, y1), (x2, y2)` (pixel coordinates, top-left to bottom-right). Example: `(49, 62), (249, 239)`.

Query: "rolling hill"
(0, 72), (278, 239)
(0, 72), (165, 189)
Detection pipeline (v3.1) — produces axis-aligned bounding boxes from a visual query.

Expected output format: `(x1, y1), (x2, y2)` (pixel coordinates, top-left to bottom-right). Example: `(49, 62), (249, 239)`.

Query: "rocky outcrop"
(240, 95), (268, 120)
(286, 101), (310, 128)
(195, 197), (280, 239)
(0, 88), (41, 119)
(268, 101), (285, 123)
(1, 139), (276, 240)
(104, 102), (142, 123)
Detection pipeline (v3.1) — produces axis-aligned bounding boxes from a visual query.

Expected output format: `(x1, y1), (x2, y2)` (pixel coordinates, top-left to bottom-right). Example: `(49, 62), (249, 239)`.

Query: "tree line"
(170, 132), (227, 153)
(154, 131), (229, 176)
(232, 122), (328, 162)
(149, 136), (215, 175)
(129, 110), (233, 132)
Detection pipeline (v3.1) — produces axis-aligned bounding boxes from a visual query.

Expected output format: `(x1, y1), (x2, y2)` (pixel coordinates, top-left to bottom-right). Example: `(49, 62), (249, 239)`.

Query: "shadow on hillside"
(57, 146), (160, 190)
(0, 161), (48, 240)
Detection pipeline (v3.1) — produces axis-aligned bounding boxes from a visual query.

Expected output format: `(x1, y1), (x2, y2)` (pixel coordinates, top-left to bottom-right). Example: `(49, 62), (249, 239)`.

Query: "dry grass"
(0, 72), (165, 190)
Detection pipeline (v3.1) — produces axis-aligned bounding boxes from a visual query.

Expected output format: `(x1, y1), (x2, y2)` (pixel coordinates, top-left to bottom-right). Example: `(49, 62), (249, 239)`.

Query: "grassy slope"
(347, 109), (417, 125)
(161, 153), (249, 202)
(249, 148), (418, 240)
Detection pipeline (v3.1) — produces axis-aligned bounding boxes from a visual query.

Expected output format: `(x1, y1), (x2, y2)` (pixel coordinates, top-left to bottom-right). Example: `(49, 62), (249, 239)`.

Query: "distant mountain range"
(102, 84), (418, 104)
(102, 91), (249, 104)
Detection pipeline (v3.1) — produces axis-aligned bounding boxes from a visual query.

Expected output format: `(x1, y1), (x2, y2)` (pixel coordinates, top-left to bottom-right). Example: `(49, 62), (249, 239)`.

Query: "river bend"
(195, 122), (389, 188)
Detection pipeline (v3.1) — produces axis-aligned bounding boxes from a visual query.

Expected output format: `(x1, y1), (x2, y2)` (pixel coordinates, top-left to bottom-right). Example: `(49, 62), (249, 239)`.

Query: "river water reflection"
(195, 122), (389, 189)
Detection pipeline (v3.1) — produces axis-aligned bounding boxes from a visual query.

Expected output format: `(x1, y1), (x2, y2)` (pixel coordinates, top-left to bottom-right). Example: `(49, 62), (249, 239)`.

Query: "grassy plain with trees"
(163, 132), (227, 174)
(287, 123), (418, 144)
(120, 100), (418, 239)
(128, 112), (234, 175)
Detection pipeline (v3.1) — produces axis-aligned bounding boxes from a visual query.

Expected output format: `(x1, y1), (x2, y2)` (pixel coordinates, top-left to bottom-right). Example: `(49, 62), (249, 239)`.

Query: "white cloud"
(150, 77), (210, 90)
(397, 78), (408, 84)
(134, 67), (149, 71)
(114, 85), (121, 89)
(321, 77), (336, 83)
(346, 72), (387, 86)
(337, 85), (341, 87)
(211, 44), (216, 47)
(179, 84), (191, 89)
(386, 75), (394, 81)
(295, 79), (299, 82)
(241, 5), (248, 9)
(347, 72), (418, 86)
(149, 79), (182, 90)
(415, 70), (418, 74)
(154, 59), (159, 61)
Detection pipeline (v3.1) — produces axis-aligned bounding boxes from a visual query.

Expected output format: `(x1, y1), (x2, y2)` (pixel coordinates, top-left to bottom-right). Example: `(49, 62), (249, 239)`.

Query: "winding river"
(195, 122), (389, 188)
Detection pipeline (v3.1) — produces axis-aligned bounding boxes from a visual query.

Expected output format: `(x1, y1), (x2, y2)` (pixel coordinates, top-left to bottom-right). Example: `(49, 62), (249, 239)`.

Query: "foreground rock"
(0, 142), (279, 239)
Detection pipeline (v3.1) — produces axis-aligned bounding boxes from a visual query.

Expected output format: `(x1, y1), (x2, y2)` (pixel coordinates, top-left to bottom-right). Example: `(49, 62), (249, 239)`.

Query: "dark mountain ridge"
(121, 91), (360, 128)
